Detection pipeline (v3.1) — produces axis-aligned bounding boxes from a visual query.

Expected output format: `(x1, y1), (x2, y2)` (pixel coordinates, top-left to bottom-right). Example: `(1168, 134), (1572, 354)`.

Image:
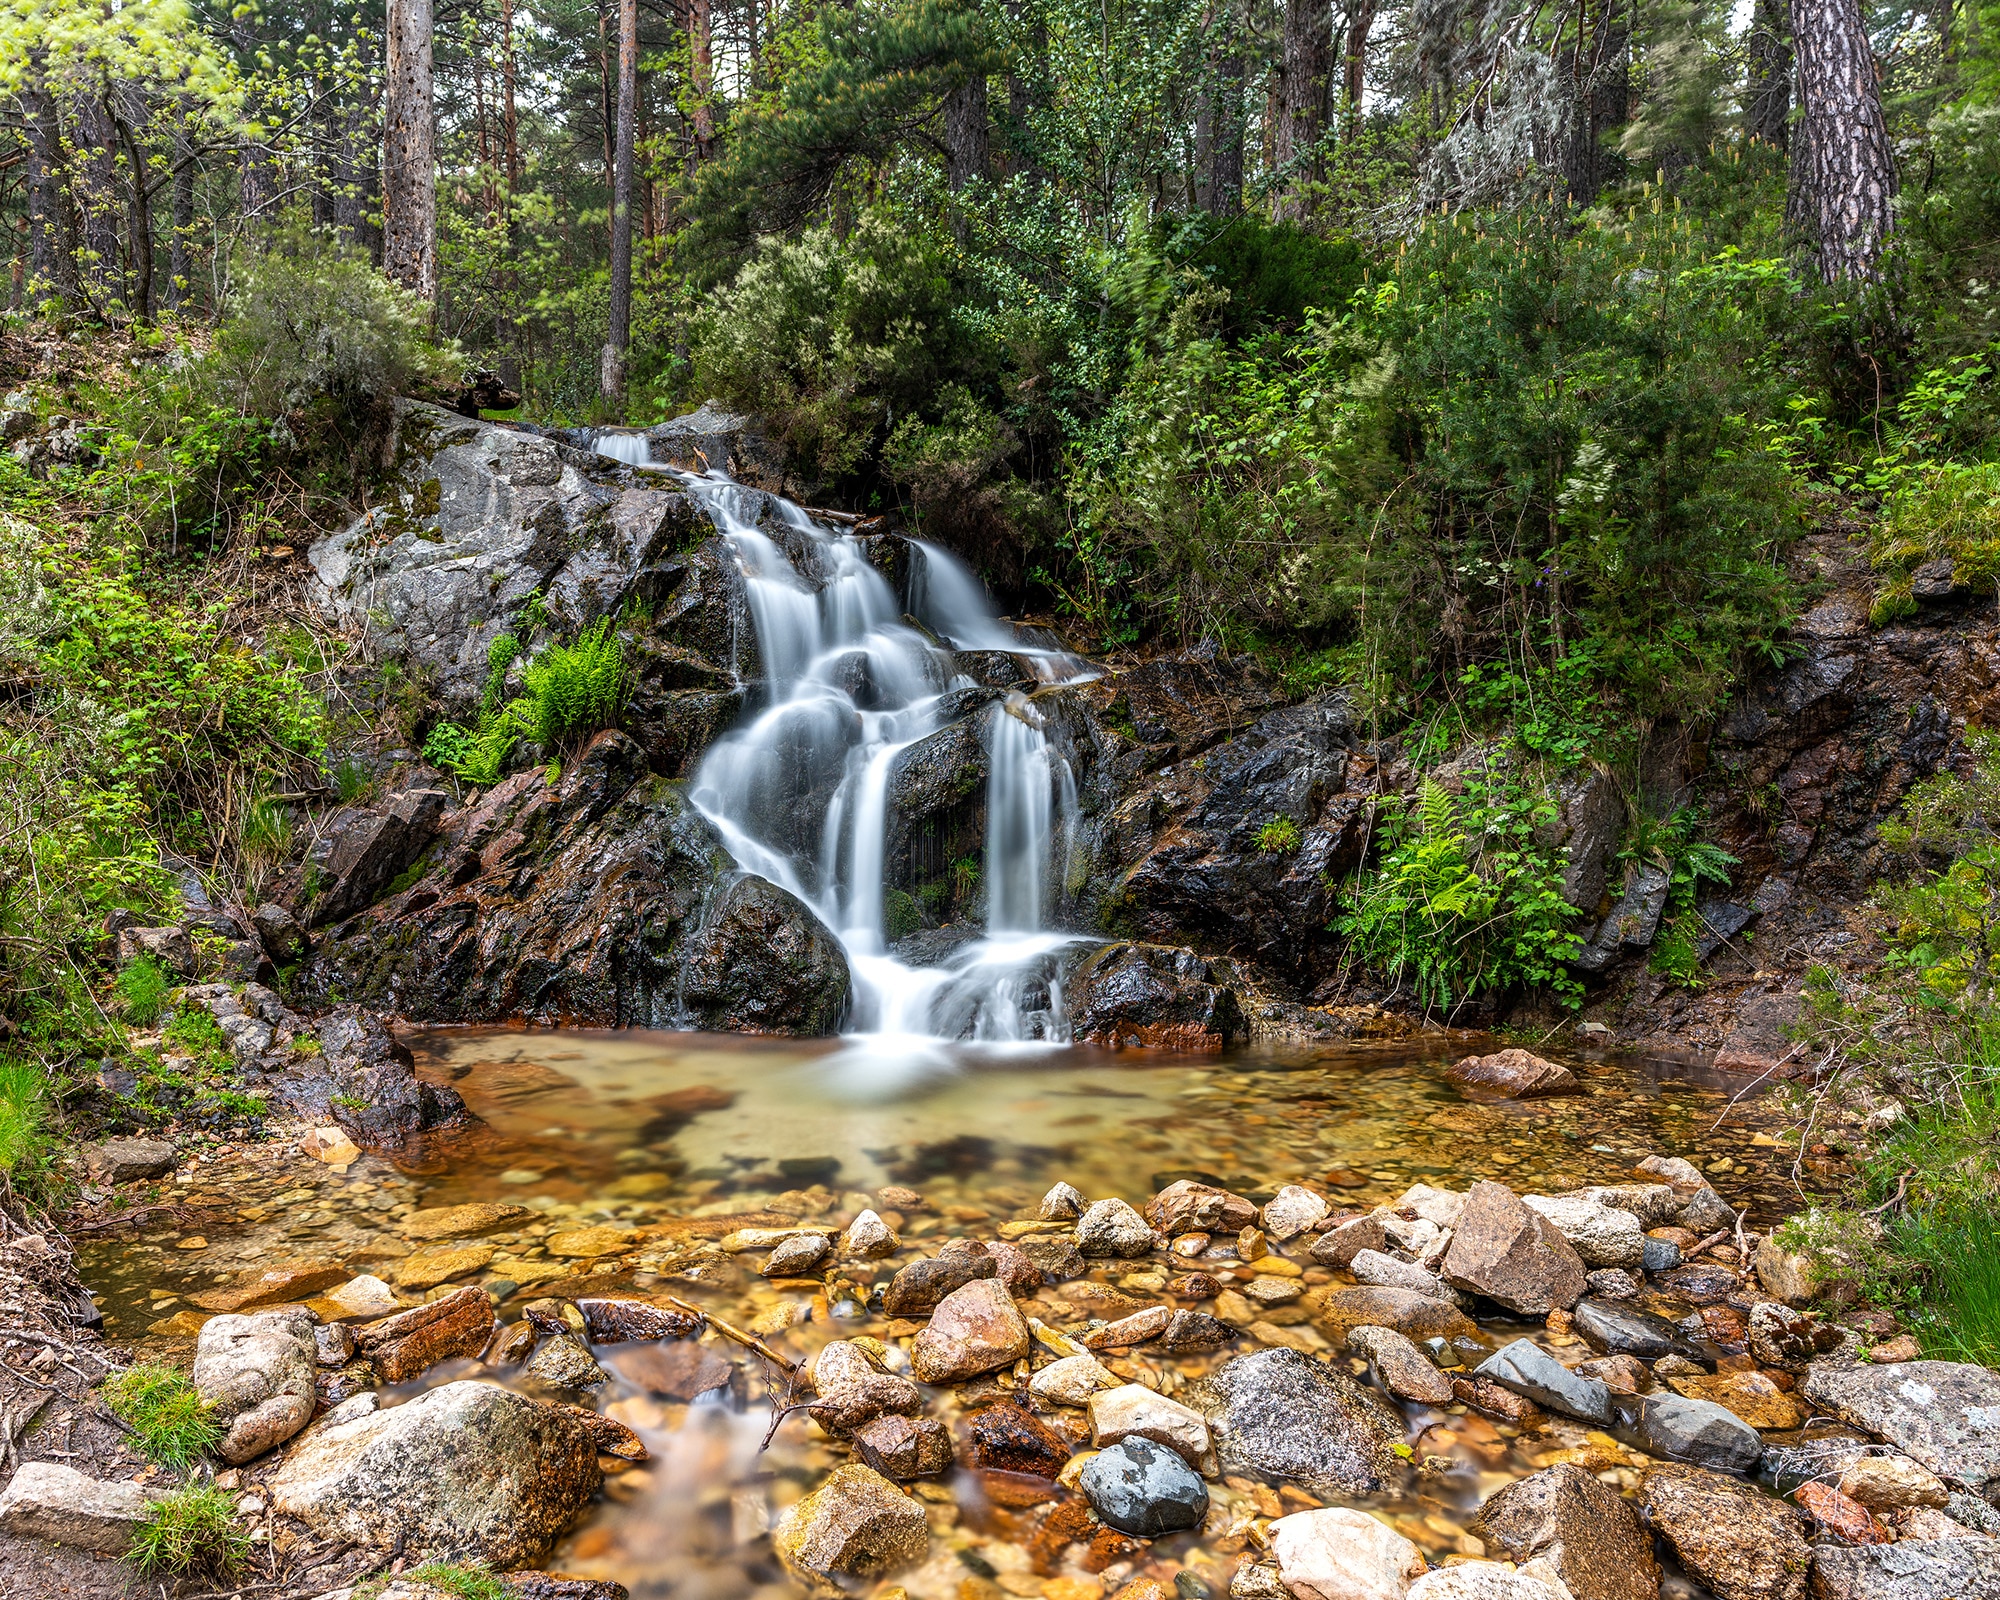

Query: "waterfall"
(606, 436), (1086, 1046)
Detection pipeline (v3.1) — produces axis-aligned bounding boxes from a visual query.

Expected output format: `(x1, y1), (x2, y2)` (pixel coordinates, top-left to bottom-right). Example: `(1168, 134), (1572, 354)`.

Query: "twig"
(653, 1293), (799, 1375)
(1, 1329), (119, 1367)
(1689, 1227), (1733, 1257)
(1707, 1042), (1810, 1132)
(1861, 1168), (1914, 1217)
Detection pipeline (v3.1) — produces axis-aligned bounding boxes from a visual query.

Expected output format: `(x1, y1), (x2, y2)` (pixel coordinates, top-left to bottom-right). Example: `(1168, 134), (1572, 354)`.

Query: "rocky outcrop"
(1060, 941), (1246, 1050)
(300, 731), (849, 1034)
(1800, 1360), (2000, 1496)
(306, 1006), (467, 1146)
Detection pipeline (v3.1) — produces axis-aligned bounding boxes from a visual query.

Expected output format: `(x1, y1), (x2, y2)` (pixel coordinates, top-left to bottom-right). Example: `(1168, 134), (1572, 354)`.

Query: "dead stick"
(655, 1293), (801, 1376)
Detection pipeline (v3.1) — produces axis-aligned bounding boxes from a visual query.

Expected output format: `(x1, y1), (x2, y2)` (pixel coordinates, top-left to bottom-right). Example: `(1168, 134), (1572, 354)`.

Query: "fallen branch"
(1861, 1168), (1914, 1217)
(653, 1292), (800, 1376)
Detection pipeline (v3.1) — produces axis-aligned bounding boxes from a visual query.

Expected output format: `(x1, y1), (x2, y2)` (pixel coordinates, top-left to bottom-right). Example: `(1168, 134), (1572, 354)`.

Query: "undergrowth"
(102, 1364), (222, 1471)
(127, 1484), (249, 1578)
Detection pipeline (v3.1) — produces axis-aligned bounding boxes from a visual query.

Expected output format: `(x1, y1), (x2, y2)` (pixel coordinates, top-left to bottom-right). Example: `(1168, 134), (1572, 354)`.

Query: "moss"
(883, 889), (924, 941)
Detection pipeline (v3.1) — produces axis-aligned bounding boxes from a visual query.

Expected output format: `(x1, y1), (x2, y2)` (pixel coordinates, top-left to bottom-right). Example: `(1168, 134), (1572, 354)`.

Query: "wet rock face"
(294, 789), (447, 930)
(1061, 942), (1246, 1051)
(1473, 1462), (1660, 1600)
(270, 1381), (603, 1566)
(307, 1006), (467, 1148)
(300, 732), (849, 1035)
(1635, 1464), (1810, 1600)
(644, 400), (789, 493)
(1194, 1347), (1406, 1498)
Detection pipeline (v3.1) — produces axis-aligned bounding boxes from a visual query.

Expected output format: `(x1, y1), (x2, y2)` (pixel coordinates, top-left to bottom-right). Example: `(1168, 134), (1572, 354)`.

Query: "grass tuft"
(0, 1060), (52, 1185)
(112, 953), (172, 1026)
(127, 1484), (248, 1577)
(102, 1364), (222, 1471)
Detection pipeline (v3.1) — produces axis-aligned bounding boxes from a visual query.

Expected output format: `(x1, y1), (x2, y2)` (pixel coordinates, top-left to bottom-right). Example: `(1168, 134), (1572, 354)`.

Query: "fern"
(521, 619), (627, 749)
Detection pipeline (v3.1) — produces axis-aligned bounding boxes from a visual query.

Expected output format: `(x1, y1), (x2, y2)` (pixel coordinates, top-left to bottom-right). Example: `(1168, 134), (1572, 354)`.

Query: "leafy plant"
(112, 953), (172, 1027)
(1869, 460), (2000, 624)
(520, 618), (627, 750)
(102, 1365), (221, 1471)
(482, 631), (522, 711)
(1622, 805), (1739, 989)
(1256, 816), (1302, 854)
(127, 1484), (248, 1578)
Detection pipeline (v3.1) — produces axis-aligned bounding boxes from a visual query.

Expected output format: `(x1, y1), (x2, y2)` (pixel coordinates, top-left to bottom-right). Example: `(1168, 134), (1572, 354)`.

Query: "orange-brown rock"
(355, 1284), (496, 1382)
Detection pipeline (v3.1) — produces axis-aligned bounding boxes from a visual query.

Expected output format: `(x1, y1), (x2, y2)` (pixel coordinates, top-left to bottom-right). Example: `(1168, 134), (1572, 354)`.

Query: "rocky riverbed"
(6, 1033), (1994, 1600)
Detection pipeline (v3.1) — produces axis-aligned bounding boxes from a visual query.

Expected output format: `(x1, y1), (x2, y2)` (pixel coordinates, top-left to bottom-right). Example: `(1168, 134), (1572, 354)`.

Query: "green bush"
(0, 1060), (51, 1184)
(1255, 816), (1302, 854)
(1869, 460), (2000, 624)
(521, 619), (627, 750)
(102, 1365), (221, 1472)
(112, 953), (172, 1026)
(127, 1484), (247, 1578)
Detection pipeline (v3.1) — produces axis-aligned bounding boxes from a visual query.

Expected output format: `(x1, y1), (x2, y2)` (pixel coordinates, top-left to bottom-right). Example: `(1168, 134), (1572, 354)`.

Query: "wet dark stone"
(1642, 1236), (1684, 1272)
(607, 1341), (735, 1402)
(1160, 1310), (1235, 1352)
(1618, 1392), (1764, 1474)
(1656, 1263), (1743, 1304)
(964, 1401), (1071, 1479)
(1573, 1298), (1704, 1362)
(1061, 942), (1245, 1051)
(852, 1413), (953, 1480)
(1079, 1437), (1209, 1538)
(883, 1251), (998, 1318)
(579, 1298), (703, 1344)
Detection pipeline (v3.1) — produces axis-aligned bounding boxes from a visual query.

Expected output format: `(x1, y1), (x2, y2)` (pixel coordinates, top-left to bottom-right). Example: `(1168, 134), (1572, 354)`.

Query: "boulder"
(1311, 1215), (1391, 1269)
(354, 1284), (496, 1383)
(1755, 1234), (1821, 1306)
(772, 1464), (927, 1583)
(1062, 942), (1246, 1051)
(1441, 1181), (1588, 1315)
(852, 1414), (953, 1480)
(1147, 1179), (1261, 1236)
(1346, 1325), (1454, 1406)
(1040, 1182), (1085, 1220)
(1075, 1197), (1156, 1258)
(763, 1233), (833, 1276)
(909, 1279), (1029, 1383)
(296, 789), (447, 929)
(523, 1334), (610, 1391)
(1266, 1507), (1428, 1600)
(1088, 1383), (1215, 1473)
(1635, 1465), (1811, 1600)
(1472, 1462), (1660, 1600)
(1263, 1185), (1331, 1241)
(1078, 1437), (1210, 1539)
(1474, 1340), (1613, 1425)
(191, 1307), (320, 1463)
(251, 902), (310, 965)
(1808, 1539), (2000, 1600)
(1444, 1050), (1581, 1100)
(81, 1136), (176, 1185)
(1571, 1298), (1701, 1361)
(270, 1381), (601, 1565)
(882, 1250), (997, 1315)
(840, 1209), (899, 1260)
(313, 1006), (467, 1148)
(1520, 1194), (1646, 1269)
(1622, 1392), (1764, 1473)
(1800, 1360), (2000, 1494)
(115, 924), (195, 977)
(1193, 1348), (1406, 1498)
(0, 1461), (168, 1553)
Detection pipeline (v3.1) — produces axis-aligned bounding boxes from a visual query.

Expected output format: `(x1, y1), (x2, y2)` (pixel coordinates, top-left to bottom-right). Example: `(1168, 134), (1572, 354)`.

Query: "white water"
(591, 432), (1090, 1050)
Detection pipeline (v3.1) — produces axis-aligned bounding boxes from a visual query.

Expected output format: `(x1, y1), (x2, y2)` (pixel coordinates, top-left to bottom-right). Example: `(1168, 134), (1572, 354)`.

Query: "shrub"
(127, 1484), (247, 1578)
(112, 954), (172, 1026)
(521, 619), (627, 750)
(1255, 816), (1302, 854)
(102, 1365), (221, 1471)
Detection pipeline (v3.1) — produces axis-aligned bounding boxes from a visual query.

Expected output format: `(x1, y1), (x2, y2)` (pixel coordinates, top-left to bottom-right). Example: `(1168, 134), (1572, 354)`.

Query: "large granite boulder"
(1442, 1181), (1589, 1314)
(1635, 1464), (1810, 1600)
(191, 1307), (320, 1463)
(1060, 942), (1246, 1051)
(1801, 1360), (2000, 1496)
(1192, 1347), (1406, 1497)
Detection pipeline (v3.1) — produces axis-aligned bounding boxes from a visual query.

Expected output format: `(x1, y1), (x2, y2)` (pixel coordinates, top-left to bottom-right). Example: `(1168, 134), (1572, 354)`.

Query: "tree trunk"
(72, 93), (124, 310)
(502, 0), (521, 192)
(110, 94), (156, 323)
(169, 107), (195, 313)
(602, 0), (637, 405)
(1209, 20), (1245, 216)
(384, 0), (438, 302)
(1275, 0), (1333, 219)
(1002, 0), (1045, 189)
(1343, 0), (1375, 138)
(690, 0), (715, 163)
(1746, 0), (1792, 148)
(20, 82), (68, 308)
(946, 77), (990, 191)
(1561, 0), (1629, 205)
(1790, 0), (1895, 280)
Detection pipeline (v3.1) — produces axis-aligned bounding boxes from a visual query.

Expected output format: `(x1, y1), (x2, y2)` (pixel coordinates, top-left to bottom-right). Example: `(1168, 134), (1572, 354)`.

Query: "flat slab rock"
(1801, 1360), (2000, 1494)
(1807, 1537), (2000, 1600)
(0, 1461), (168, 1553)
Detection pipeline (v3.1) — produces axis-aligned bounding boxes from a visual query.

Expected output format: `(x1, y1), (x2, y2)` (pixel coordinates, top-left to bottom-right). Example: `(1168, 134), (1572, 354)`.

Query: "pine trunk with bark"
(1276, 0), (1333, 219)
(1561, 0), (1630, 205)
(1746, 0), (1793, 148)
(20, 82), (70, 307)
(690, 0), (716, 163)
(1789, 0), (1895, 280)
(384, 0), (438, 302)
(602, 0), (637, 404)
(1343, 0), (1376, 137)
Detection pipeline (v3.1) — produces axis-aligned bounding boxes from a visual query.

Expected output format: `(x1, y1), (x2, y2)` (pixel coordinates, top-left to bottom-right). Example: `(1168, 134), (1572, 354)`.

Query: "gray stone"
(772, 1464), (927, 1582)
(251, 902), (310, 965)
(1078, 1437), (1209, 1538)
(313, 1005), (466, 1148)
(1801, 1361), (2000, 1494)
(522, 1333), (609, 1390)
(1348, 1248), (1460, 1304)
(1575, 864), (1671, 971)
(1808, 1540), (2000, 1600)
(1584, 1268), (1640, 1299)
(1623, 1392), (1764, 1473)
(1572, 1298), (1701, 1361)
(762, 1233), (833, 1277)
(82, 1137), (176, 1185)
(1075, 1197), (1156, 1258)
(1637, 1465), (1809, 1600)
(270, 1380), (601, 1566)
(1039, 1182), (1085, 1220)
(1641, 1235), (1683, 1272)
(1521, 1194), (1646, 1268)
(115, 924), (195, 977)
(1193, 1347), (1406, 1497)
(1474, 1339), (1613, 1425)
(1310, 1214), (1390, 1269)
(297, 788), (448, 929)
(192, 1306), (320, 1463)
(1472, 1462), (1661, 1600)
(0, 1461), (168, 1553)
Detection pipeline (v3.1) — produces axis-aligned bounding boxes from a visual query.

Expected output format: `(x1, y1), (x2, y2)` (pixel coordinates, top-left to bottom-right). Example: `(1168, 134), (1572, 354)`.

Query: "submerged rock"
(772, 1464), (927, 1584)
(1194, 1347), (1405, 1497)
(1079, 1437), (1209, 1538)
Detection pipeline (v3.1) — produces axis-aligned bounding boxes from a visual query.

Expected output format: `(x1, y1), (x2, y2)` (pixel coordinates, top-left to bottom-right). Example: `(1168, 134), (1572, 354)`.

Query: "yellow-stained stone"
(147, 1310), (212, 1337)
(401, 1203), (533, 1240)
(395, 1243), (497, 1290)
(546, 1225), (637, 1258)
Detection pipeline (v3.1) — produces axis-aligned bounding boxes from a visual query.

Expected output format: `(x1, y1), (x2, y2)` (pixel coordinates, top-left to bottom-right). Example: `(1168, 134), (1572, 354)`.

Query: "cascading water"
(597, 434), (1090, 1053)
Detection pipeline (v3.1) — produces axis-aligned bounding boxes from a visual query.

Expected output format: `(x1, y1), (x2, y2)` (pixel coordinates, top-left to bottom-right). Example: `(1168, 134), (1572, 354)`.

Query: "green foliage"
(0, 1060), (52, 1186)
(102, 1365), (221, 1472)
(127, 1484), (248, 1578)
(1621, 804), (1739, 988)
(1172, 216), (1368, 339)
(1255, 816), (1302, 854)
(883, 888), (925, 941)
(1869, 460), (2000, 624)
(1338, 776), (1583, 1014)
(1876, 727), (2000, 1005)
(483, 632), (522, 711)
(520, 619), (628, 750)
(112, 954), (172, 1027)
(162, 1004), (228, 1059)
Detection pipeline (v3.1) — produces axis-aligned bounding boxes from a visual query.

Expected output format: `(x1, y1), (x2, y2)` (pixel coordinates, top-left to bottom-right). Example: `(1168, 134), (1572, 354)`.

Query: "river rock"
(1040, 1182), (1085, 1220)
(1076, 1197), (1156, 1257)
(271, 1381), (601, 1565)
(192, 1306), (320, 1463)
(312, 1005), (468, 1147)
(883, 1250), (996, 1314)
(1795, 1479), (1889, 1543)
(1405, 1565), (1567, 1598)
(1311, 1214), (1391, 1269)
(1571, 1298), (1700, 1360)
(1472, 1461), (1659, 1600)
(852, 1413), (953, 1479)
(1314, 1286), (1479, 1344)
(0, 1461), (168, 1553)
(1521, 1194), (1646, 1269)
(397, 1243), (497, 1291)
(1088, 1383), (1215, 1472)
(1395, 1185), (1468, 1230)
(1263, 1184), (1330, 1241)
(1082, 1305), (1174, 1348)
(355, 1284), (496, 1382)
(194, 1257), (351, 1313)
(1473, 1339), (1611, 1424)
(1445, 1049), (1581, 1099)
(1837, 1454), (1951, 1510)
(1749, 1302), (1842, 1368)
(1623, 1391), (1764, 1472)
(1161, 1309), (1237, 1352)
(1800, 1360), (2000, 1493)
(1079, 1437), (1209, 1538)
(523, 1333), (609, 1390)
(763, 1233), (833, 1276)
(1583, 1268), (1640, 1298)
(611, 1340), (733, 1401)
(1641, 1234), (1682, 1272)
(1346, 1325), (1454, 1406)
(1015, 1232), (1087, 1281)
(82, 1136), (177, 1185)
(1267, 1507), (1428, 1600)
(1194, 1347), (1405, 1497)
(1349, 1249), (1459, 1304)
(1808, 1539), (2000, 1600)
(772, 1463), (927, 1583)
(966, 1400), (1071, 1478)
(1635, 1464), (1810, 1600)
(1634, 1154), (1738, 1233)
(1442, 1181), (1587, 1315)
(841, 1209), (899, 1260)
(1668, 1369), (1803, 1431)
(810, 1373), (925, 1434)
(577, 1297), (702, 1343)
(1147, 1179), (1260, 1236)
(1030, 1352), (1115, 1406)
(909, 1278), (1029, 1382)
(402, 1202), (533, 1240)
(1754, 1233), (1819, 1306)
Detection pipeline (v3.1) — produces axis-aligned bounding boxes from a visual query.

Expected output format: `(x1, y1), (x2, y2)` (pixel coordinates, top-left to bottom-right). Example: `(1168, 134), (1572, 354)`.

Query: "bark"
(384, 0), (439, 302)
(1745, 0), (1792, 149)
(110, 94), (156, 322)
(1343, 0), (1376, 138)
(502, 0), (521, 192)
(72, 93), (124, 306)
(1208, 27), (1245, 215)
(1561, 0), (1630, 205)
(1275, 0), (1334, 219)
(1789, 0), (1895, 280)
(20, 83), (68, 307)
(690, 0), (715, 163)
(169, 109), (195, 312)
(602, 0), (637, 404)
(946, 76), (990, 191)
